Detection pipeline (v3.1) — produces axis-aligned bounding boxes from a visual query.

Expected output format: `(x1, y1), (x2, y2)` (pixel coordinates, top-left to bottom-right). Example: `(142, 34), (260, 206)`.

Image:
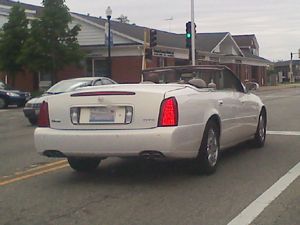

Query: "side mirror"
(245, 82), (259, 92)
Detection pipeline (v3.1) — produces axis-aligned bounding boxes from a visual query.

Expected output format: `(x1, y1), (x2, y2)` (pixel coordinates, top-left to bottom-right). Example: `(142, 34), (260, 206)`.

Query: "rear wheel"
(0, 97), (8, 109)
(17, 101), (26, 107)
(67, 157), (101, 172)
(253, 110), (267, 147)
(195, 120), (220, 175)
(28, 118), (38, 125)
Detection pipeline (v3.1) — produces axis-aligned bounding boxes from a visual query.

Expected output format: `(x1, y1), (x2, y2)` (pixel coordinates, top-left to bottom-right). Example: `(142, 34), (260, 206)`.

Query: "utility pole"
(289, 52), (293, 83)
(191, 0), (196, 66)
(289, 50), (300, 83)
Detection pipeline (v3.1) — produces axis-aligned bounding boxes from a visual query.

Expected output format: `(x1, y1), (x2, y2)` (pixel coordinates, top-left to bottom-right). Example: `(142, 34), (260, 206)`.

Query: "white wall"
(71, 17), (135, 46)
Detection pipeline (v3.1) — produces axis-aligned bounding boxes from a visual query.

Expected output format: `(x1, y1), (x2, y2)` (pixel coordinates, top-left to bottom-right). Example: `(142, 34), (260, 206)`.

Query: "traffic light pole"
(191, 0), (196, 66)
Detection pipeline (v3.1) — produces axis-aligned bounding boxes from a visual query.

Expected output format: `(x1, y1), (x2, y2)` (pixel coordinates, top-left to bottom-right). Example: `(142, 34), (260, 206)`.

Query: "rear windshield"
(46, 80), (92, 94)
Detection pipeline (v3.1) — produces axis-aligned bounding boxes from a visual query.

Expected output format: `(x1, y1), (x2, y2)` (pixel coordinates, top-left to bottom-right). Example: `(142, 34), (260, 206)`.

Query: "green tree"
(0, 3), (29, 86)
(20, 0), (83, 85)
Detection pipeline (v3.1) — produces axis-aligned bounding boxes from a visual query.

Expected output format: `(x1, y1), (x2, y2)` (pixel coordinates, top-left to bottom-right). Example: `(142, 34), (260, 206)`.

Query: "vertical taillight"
(158, 97), (178, 127)
(38, 101), (50, 127)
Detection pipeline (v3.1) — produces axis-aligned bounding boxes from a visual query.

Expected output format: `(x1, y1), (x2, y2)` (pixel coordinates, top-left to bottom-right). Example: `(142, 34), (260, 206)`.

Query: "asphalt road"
(0, 88), (299, 225)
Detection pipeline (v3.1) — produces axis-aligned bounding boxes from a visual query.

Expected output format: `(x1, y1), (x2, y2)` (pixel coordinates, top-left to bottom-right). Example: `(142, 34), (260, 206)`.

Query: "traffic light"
(185, 21), (196, 49)
(186, 22), (191, 48)
(150, 29), (157, 48)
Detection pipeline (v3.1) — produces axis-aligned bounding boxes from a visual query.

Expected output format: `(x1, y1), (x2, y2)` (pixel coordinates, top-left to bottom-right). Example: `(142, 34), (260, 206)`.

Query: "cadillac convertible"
(34, 65), (267, 174)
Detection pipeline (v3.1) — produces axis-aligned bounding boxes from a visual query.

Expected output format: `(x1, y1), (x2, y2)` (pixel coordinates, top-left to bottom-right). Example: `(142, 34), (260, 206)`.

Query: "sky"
(21, 0), (300, 61)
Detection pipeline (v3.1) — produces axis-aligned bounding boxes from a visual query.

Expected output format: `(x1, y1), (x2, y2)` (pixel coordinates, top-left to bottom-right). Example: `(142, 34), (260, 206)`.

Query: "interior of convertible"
(142, 66), (245, 92)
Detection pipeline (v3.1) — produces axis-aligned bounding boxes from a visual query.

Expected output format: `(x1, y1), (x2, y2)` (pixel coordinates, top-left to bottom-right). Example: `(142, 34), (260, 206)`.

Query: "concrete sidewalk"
(258, 83), (300, 92)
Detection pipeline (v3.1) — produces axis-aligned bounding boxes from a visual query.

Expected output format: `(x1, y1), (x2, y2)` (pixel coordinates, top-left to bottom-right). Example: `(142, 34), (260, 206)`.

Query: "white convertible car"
(34, 65), (267, 174)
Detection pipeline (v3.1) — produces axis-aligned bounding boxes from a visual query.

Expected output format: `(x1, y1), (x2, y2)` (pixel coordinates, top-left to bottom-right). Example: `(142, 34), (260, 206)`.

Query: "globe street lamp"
(106, 6), (112, 78)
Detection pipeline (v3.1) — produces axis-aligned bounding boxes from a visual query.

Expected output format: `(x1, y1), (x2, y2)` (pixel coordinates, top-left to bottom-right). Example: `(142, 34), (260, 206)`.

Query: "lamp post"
(106, 6), (112, 78)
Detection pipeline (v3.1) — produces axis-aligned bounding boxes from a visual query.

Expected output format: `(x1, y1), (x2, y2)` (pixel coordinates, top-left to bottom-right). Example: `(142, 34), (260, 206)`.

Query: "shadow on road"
(57, 141), (261, 186)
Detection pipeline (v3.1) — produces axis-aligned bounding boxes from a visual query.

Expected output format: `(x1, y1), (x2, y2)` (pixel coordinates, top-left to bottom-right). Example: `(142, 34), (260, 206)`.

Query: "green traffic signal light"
(186, 33), (191, 39)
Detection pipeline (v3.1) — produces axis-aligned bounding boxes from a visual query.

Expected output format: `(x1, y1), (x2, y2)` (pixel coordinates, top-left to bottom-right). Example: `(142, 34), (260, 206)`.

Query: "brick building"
(0, 0), (270, 92)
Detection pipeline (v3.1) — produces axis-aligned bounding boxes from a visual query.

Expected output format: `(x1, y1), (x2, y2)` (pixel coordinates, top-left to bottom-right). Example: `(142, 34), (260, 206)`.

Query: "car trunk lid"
(47, 84), (185, 130)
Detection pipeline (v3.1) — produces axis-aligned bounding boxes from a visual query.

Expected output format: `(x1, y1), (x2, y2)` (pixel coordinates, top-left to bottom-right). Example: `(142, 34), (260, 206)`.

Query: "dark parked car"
(23, 77), (117, 125)
(0, 81), (31, 109)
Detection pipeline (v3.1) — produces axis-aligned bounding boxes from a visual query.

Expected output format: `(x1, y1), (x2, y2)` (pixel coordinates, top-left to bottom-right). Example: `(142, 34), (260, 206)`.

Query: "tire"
(253, 110), (267, 148)
(28, 118), (38, 126)
(67, 157), (101, 172)
(195, 120), (220, 175)
(17, 102), (26, 107)
(0, 97), (8, 109)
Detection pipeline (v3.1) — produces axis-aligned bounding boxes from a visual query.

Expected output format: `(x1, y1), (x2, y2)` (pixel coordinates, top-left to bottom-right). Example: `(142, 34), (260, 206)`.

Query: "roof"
(232, 34), (258, 48)
(241, 51), (271, 63)
(0, 0), (42, 13)
(275, 60), (300, 67)
(74, 13), (228, 52)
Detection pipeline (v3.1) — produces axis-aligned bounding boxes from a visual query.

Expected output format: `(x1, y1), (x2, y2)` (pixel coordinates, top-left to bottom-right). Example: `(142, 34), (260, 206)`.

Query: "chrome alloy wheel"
(258, 115), (266, 142)
(206, 128), (219, 167)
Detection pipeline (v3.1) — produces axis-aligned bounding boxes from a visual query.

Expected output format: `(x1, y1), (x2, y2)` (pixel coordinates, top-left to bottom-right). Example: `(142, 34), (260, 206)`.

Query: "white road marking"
(227, 162), (300, 225)
(267, 131), (300, 136)
(0, 110), (8, 113)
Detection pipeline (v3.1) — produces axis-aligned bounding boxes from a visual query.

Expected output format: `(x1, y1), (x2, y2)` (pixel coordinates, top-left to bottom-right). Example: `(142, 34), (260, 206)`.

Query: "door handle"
(218, 100), (223, 105)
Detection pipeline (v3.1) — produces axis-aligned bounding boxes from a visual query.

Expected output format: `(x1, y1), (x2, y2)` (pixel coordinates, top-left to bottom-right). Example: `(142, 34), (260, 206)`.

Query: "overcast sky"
(21, 0), (300, 61)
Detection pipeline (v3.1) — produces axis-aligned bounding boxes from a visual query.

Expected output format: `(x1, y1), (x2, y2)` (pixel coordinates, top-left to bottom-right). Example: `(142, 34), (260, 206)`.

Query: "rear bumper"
(34, 125), (205, 159)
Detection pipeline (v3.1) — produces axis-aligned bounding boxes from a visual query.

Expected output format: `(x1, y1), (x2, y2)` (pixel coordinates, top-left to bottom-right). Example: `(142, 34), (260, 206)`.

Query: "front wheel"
(0, 97), (8, 109)
(195, 120), (220, 175)
(253, 110), (267, 148)
(67, 157), (101, 172)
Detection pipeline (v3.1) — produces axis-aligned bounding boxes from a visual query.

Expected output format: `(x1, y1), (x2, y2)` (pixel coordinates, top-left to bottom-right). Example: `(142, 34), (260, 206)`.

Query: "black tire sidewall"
(254, 111), (266, 147)
(196, 120), (220, 174)
(0, 97), (8, 109)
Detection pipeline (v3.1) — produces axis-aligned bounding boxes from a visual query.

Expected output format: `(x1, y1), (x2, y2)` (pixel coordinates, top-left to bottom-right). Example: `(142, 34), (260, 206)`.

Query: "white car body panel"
(35, 82), (264, 159)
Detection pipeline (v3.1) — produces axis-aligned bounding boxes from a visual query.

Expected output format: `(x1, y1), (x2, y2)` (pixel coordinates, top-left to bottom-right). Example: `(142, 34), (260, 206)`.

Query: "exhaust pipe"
(43, 150), (66, 158)
(139, 151), (165, 159)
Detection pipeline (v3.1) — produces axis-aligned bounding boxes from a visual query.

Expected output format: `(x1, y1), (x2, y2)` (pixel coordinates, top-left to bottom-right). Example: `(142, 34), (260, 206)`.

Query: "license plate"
(79, 106), (127, 124)
(89, 107), (115, 122)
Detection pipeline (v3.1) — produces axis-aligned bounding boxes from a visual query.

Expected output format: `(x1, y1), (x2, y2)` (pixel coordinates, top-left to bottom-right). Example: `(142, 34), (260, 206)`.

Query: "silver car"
(23, 77), (116, 125)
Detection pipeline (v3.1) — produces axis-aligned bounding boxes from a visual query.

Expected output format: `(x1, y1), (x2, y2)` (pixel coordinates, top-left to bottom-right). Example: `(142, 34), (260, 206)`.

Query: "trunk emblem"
(97, 97), (105, 103)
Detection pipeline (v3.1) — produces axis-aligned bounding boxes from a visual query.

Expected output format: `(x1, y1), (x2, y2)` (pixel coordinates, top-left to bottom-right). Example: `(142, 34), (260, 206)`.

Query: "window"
(86, 58), (109, 77)
(102, 78), (114, 85)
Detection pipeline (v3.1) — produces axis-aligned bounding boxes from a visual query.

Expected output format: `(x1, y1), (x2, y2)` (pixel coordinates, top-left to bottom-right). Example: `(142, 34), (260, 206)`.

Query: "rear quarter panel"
(165, 87), (221, 151)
